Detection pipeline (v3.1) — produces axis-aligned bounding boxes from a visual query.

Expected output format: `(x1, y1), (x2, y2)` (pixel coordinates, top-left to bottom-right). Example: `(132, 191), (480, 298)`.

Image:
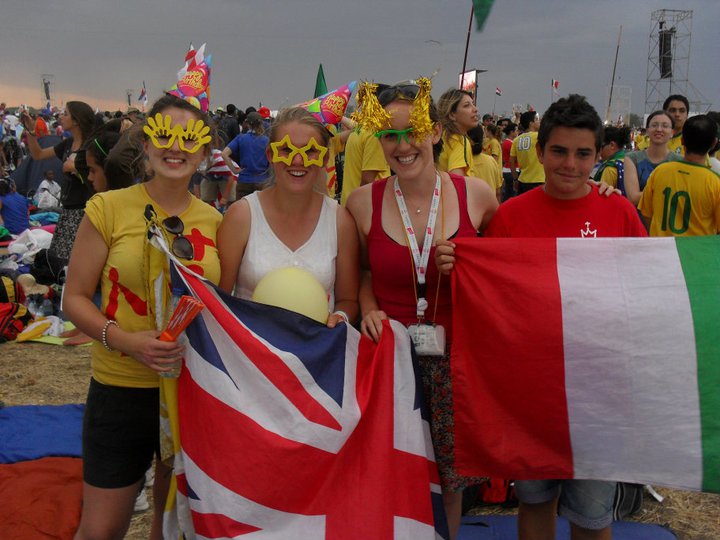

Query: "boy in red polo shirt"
(437, 94), (646, 540)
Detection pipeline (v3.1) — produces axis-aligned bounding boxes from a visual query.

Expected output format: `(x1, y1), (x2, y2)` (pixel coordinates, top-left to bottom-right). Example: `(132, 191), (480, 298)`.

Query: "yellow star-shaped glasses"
(143, 113), (212, 154)
(270, 135), (328, 167)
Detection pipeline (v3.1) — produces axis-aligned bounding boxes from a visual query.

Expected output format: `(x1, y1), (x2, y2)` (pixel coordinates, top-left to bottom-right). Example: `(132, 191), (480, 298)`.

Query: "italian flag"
(451, 237), (720, 492)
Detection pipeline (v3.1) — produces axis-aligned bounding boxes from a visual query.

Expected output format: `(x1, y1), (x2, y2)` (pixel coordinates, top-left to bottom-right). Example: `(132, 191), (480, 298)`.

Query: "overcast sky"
(1, 0), (718, 119)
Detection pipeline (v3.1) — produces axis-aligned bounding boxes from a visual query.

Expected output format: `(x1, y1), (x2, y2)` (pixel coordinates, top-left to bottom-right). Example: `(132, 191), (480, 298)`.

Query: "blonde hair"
(268, 107), (331, 147)
(437, 88), (474, 138)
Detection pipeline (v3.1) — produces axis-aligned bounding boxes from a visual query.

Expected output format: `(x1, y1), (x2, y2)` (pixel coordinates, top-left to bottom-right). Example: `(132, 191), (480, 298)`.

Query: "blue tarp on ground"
(459, 515), (677, 540)
(0, 404), (83, 464)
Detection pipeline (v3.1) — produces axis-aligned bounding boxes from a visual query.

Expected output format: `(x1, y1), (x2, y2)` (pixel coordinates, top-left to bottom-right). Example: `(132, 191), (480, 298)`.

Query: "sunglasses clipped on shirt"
(144, 204), (194, 260)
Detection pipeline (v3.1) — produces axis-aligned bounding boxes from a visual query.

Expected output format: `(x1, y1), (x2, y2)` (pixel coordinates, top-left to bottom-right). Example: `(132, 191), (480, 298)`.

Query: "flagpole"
(460, 3), (474, 88)
(492, 93), (497, 116)
(606, 25), (622, 123)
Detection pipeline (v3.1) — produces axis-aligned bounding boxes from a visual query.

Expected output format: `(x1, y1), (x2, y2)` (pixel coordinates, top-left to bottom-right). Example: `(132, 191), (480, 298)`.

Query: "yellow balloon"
(252, 267), (329, 324)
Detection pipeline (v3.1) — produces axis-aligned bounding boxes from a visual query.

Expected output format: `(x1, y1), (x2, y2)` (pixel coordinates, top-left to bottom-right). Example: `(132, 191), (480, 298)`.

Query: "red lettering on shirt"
(185, 228), (216, 262)
(105, 267), (148, 320)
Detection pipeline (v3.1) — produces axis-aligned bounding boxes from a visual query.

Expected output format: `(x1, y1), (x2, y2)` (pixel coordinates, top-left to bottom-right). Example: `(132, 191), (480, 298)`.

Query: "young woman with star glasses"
(63, 94), (223, 540)
(218, 106), (359, 328)
(346, 80), (498, 539)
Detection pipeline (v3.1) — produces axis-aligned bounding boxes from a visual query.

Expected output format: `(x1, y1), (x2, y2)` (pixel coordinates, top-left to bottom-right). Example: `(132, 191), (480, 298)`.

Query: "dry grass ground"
(1, 341), (152, 539)
(2, 341), (718, 539)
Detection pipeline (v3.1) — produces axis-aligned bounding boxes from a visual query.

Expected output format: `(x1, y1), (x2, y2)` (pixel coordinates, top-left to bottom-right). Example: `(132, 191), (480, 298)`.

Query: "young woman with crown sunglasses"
(63, 94), (223, 540)
(346, 80), (498, 539)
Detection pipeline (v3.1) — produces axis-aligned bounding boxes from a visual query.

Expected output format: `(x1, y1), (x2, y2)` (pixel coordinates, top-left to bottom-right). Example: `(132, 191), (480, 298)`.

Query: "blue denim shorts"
(515, 479), (616, 530)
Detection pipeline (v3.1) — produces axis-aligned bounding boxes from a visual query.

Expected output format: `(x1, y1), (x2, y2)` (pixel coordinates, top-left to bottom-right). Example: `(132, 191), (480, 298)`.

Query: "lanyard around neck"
(393, 173), (442, 319)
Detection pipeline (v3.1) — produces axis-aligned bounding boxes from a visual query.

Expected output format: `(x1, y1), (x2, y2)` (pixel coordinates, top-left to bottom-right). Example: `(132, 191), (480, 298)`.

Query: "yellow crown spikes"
(351, 82), (392, 134)
(408, 77), (434, 142)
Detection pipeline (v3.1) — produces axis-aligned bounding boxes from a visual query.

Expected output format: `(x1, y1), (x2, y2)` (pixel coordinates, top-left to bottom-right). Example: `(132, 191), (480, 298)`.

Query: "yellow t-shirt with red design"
(84, 183), (222, 388)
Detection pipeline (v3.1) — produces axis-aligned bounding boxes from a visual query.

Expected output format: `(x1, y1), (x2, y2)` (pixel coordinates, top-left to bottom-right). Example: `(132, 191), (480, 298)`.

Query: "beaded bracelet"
(101, 319), (118, 351)
(333, 310), (350, 324)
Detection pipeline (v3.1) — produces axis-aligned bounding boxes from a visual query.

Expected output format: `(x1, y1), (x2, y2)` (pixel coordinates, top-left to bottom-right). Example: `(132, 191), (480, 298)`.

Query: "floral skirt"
(417, 353), (488, 493)
(48, 207), (85, 264)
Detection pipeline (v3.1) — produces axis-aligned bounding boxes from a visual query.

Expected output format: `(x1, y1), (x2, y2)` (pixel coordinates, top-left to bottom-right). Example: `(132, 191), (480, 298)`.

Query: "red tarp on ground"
(0, 456), (82, 539)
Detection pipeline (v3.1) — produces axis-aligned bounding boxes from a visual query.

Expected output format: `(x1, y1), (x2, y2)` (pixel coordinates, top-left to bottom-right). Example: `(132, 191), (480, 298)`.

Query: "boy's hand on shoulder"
(589, 179), (622, 197)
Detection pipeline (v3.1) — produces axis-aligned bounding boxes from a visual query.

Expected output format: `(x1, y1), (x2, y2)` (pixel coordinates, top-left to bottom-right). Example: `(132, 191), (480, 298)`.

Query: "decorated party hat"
(296, 81), (356, 133)
(167, 43), (212, 113)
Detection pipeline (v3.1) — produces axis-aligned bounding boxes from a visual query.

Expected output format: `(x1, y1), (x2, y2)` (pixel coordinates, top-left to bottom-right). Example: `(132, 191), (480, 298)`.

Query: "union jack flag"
(164, 264), (446, 539)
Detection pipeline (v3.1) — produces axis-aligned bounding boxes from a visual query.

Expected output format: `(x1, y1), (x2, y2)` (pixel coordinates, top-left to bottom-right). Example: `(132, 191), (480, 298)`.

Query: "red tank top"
(367, 173), (477, 342)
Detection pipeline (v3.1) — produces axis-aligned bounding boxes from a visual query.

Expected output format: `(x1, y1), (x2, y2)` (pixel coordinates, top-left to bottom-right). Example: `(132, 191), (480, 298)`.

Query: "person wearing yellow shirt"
(468, 125), (502, 201)
(634, 129), (649, 151)
(663, 94), (689, 156)
(593, 126), (631, 192)
(639, 115), (720, 236)
(323, 117), (355, 197)
(437, 88), (478, 176)
(340, 128), (390, 205)
(63, 94), (223, 540)
(509, 111), (545, 194)
(482, 123), (503, 171)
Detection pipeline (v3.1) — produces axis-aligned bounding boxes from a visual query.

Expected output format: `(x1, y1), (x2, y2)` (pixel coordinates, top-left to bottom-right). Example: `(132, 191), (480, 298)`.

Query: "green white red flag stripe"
(450, 237), (720, 492)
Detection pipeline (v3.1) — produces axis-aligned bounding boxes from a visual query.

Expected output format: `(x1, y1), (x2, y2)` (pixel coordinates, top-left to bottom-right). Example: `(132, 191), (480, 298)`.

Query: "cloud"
(1, 0), (717, 116)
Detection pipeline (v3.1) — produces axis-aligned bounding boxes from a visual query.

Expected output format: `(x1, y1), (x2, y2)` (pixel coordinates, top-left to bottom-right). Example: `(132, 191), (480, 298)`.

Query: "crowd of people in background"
(3, 94), (719, 224)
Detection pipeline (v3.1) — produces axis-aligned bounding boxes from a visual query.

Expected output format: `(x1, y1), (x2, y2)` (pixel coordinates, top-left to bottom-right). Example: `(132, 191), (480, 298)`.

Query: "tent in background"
(10, 135), (63, 195)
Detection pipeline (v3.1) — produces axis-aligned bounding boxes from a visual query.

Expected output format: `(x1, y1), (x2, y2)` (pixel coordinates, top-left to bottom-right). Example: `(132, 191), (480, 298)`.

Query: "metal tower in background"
(644, 9), (710, 114)
(41, 74), (54, 107)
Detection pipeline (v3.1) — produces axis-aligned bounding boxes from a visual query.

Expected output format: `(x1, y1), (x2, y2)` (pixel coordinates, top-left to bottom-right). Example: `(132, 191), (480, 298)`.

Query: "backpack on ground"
(30, 248), (66, 286)
(0, 302), (32, 343)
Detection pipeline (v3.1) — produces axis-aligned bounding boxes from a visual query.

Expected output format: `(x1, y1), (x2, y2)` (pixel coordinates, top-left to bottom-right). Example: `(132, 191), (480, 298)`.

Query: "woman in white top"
(218, 107), (359, 327)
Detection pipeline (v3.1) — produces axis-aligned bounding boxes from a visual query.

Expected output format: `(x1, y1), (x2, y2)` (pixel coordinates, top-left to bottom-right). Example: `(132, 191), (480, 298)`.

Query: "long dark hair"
(66, 101), (96, 143)
(83, 119), (137, 190)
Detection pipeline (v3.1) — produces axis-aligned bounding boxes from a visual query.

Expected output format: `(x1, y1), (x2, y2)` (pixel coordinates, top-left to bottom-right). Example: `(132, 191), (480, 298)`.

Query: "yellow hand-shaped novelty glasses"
(270, 135), (328, 167)
(143, 113), (212, 154)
